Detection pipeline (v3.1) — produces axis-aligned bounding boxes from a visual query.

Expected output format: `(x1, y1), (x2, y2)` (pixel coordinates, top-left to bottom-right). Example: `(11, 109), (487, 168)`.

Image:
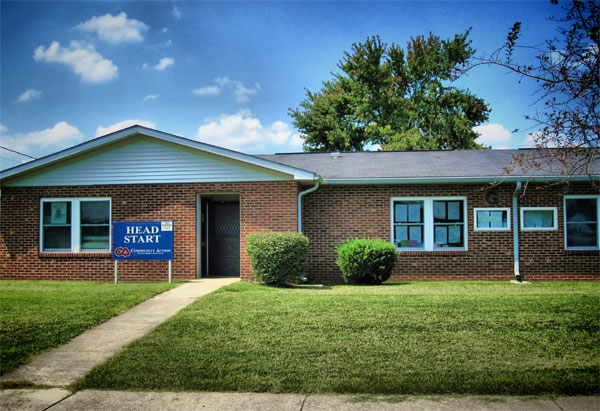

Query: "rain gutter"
(297, 177), (322, 233)
(513, 181), (523, 281)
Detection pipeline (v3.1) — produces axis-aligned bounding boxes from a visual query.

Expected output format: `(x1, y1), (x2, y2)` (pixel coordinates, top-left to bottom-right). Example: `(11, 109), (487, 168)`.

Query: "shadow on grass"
(290, 282), (413, 290)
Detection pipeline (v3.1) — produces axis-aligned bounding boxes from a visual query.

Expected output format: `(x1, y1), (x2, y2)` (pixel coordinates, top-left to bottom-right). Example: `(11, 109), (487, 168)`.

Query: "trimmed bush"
(336, 238), (398, 285)
(246, 232), (310, 286)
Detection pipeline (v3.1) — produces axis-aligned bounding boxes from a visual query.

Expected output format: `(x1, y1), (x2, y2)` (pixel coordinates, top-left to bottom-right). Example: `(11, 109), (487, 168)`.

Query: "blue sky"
(1, 1), (560, 169)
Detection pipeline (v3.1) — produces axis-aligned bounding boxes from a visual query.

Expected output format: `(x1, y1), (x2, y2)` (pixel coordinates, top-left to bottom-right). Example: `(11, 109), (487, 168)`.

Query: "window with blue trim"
(41, 198), (111, 252)
(565, 196), (599, 249)
(392, 197), (467, 251)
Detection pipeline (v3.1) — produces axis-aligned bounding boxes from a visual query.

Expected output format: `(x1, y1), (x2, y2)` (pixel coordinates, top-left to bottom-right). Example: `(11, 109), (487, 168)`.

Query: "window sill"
(397, 250), (468, 256)
(40, 252), (112, 258)
(564, 249), (599, 255)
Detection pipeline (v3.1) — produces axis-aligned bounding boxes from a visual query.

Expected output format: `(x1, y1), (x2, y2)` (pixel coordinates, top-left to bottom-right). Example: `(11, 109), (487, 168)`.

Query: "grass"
(77, 281), (599, 395)
(0, 280), (177, 375)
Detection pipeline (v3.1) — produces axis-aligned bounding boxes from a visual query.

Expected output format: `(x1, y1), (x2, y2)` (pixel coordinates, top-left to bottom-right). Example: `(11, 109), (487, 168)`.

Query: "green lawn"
(78, 281), (599, 395)
(0, 280), (177, 375)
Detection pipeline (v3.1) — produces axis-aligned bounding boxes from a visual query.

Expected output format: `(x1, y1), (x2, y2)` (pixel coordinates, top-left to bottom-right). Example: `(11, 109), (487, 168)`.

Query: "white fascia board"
(324, 175), (600, 184)
(0, 125), (319, 182)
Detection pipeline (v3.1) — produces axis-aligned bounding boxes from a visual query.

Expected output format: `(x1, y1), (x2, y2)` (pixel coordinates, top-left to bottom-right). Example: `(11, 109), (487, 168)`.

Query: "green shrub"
(246, 232), (310, 286)
(336, 238), (398, 285)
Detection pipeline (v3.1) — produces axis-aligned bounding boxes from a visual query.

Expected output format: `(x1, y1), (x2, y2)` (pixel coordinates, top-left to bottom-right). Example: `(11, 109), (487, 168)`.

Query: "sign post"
(112, 221), (174, 283)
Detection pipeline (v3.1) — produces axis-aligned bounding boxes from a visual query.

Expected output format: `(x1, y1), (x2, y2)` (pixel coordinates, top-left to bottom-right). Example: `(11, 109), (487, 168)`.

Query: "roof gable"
(1, 126), (318, 186)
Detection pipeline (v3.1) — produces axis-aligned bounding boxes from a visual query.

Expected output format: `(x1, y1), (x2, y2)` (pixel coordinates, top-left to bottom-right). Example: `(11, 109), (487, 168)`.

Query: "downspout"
(297, 177), (321, 233)
(512, 181), (523, 282)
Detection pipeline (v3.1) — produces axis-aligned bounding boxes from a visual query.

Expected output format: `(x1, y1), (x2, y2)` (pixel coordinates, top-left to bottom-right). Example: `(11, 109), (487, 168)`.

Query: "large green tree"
(289, 32), (490, 152)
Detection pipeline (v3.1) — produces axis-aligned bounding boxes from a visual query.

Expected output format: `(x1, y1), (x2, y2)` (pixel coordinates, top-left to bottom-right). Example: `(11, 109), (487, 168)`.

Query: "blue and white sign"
(112, 221), (174, 260)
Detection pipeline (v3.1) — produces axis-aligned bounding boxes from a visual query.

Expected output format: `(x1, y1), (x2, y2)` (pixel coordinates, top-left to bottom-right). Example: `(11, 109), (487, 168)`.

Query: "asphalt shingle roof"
(256, 150), (599, 180)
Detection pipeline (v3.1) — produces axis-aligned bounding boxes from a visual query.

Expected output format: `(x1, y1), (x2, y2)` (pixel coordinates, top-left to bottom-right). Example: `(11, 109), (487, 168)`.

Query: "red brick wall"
(1, 181), (598, 283)
(301, 182), (599, 283)
(0, 182), (299, 282)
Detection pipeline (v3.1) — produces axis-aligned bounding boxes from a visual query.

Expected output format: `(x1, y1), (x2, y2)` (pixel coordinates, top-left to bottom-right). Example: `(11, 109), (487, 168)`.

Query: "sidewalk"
(1, 389), (598, 411)
(0, 278), (239, 387)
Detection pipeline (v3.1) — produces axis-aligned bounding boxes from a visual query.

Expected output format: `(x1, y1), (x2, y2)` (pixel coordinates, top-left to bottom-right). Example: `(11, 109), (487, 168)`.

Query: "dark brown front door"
(208, 201), (240, 277)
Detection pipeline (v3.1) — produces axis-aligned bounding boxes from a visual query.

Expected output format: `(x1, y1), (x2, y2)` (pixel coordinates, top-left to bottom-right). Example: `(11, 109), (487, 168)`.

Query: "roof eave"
(324, 175), (600, 184)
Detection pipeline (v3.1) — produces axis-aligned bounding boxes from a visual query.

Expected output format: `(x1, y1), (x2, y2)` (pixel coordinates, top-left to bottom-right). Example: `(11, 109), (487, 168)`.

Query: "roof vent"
(330, 152), (341, 159)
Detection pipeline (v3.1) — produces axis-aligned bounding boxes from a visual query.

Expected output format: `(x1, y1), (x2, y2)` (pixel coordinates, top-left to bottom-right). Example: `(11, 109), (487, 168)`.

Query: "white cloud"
(95, 119), (156, 137)
(193, 86), (220, 96)
(215, 76), (231, 87)
(161, 27), (169, 33)
(289, 133), (304, 149)
(34, 41), (117, 83)
(0, 124), (7, 133)
(172, 6), (182, 19)
(77, 12), (148, 43)
(154, 57), (174, 71)
(0, 122), (85, 157)
(143, 94), (159, 101)
(234, 82), (261, 103)
(473, 123), (513, 149)
(193, 76), (261, 103)
(17, 89), (42, 103)
(195, 110), (300, 152)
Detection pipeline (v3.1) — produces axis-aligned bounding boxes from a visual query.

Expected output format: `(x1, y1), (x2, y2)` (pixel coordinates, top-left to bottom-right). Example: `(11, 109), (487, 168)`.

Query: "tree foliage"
(472, 0), (599, 178)
(289, 32), (490, 152)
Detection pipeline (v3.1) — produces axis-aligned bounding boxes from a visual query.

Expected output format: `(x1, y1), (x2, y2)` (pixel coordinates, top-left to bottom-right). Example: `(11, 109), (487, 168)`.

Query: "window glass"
(523, 209), (554, 228)
(42, 201), (72, 250)
(43, 202), (71, 225)
(566, 223), (597, 247)
(433, 200), (464, 248)
(394, 201), (424, 248)
(81, 201), (110, 224)
(476, 209), (508, 229)
(43, 226), (71, 249)
(80, 200), (110, 250)
(566, 198), (598, 248)
(566, 199), (597, 223)
(81, 226), (110, 250)
(395, 201), (423, 223)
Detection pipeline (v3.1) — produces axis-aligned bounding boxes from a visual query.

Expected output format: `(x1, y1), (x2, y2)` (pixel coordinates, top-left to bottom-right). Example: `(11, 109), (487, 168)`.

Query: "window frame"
(473, 207), (511, 232)
(40, 198), (112, 253)
(391, 198), (426, 250)
(564, 195), (600, 250)
(520, 207), (558, 231)
(390, 196), (468, 251)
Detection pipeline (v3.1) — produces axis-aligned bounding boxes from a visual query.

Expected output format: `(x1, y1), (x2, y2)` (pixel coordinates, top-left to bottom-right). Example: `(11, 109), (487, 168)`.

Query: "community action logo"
(114, 247), (131, 257)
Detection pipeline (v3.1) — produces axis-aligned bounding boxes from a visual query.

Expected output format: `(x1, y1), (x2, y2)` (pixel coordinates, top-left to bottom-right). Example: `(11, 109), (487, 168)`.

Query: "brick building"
(1, 126), (598, 282)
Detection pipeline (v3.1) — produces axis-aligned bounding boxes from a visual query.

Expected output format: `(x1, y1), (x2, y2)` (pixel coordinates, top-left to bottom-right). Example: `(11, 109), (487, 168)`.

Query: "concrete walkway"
(0, 278), (239, 387)
(0, 390), (598, 411)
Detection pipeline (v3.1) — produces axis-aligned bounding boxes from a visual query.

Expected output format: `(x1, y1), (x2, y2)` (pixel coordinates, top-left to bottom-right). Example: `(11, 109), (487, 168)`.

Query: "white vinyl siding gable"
(6, 137), (292, 187)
